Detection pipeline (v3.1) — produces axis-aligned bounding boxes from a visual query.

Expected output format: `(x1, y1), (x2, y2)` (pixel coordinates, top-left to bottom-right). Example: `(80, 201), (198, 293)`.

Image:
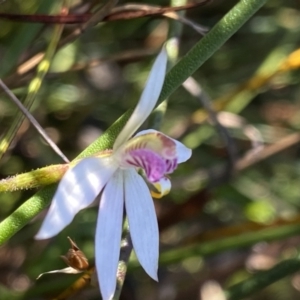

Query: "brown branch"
(235, 132), (300, 172)
(1, 1), (210, 86)
(0, 1), (211, 24)
(173, 132), (300, 190)
(1, 0), (118, 88)
(3, 48), (157, 89)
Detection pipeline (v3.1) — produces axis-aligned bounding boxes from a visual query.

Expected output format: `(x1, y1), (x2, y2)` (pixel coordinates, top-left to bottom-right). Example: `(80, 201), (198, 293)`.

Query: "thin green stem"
(0, 79), (69, 163)
(0, 3), (68, 161)
(159, 0), (266, 102)
(0, 185), (57, 244)
(113, 220), (132, 300)
(226, 255), (300, 300)
(156, 223), (300, 266)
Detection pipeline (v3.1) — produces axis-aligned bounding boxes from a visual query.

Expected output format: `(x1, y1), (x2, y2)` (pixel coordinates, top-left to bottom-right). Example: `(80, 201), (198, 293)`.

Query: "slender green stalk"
(0, 3), (68, 160)
(156, 223), (300, 266)
(0, 185), (57, 244)
(113, 220), (132, 300)
(0, 79), (69, 162)
(158, 0), (267, 102)
(226, 255), (300, 300)
(0, 164), (69, 192)
(0, 0), (266, 246)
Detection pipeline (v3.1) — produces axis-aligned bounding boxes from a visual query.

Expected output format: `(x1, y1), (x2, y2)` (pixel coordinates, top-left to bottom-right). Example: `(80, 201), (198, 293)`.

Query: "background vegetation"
(1, 0), (300, 299)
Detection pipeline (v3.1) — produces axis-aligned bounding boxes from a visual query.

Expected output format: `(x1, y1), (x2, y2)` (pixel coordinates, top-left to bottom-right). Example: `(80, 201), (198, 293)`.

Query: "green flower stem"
(0, 164), (69, 192)
(113, 219), (131, 300)
(0, 0), (266, 245)
(155, 223), (300, 266)
(0, 153), (106, 192)
(226, 256), (300, 300)
(158, 0), (266, 103)
(0, 185), (57, 244)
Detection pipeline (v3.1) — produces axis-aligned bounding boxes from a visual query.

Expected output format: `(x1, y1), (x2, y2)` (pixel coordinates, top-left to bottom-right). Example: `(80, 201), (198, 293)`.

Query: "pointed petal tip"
(140, 260), (159, 282)
(99, 290), (114, 300)
(113, 47), (168, 150)
(148, 268), (159, 282)
(34, 229), (55, 240)
(34, 233), (46, 240)
(141, 259), (158, 281)
(124, 170), (160, 283)
(34, 208), (69, 240)
(175, 141), (192, 163)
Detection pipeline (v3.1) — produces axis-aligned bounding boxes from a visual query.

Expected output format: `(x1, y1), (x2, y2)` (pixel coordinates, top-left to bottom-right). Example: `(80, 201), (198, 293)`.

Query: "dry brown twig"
(173, 132), (300, 190)
(2, 0), (119, 87)
(0, 1), (211, 24)
(2, 1), (209, 88)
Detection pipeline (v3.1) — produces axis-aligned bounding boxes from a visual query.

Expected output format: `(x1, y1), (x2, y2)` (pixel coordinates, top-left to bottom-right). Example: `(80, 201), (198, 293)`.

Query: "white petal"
(96, 170), (124, 300)
(135, 129), (192, 163)
(35, 157), (117, 239)
(174, 139), (192, 163)
(124, 169), (159, 280)
(113, 48), (168, 151)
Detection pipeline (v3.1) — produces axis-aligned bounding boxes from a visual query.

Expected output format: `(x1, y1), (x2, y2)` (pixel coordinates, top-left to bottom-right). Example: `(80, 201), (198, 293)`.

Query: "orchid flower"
(35, 47), (192, 300)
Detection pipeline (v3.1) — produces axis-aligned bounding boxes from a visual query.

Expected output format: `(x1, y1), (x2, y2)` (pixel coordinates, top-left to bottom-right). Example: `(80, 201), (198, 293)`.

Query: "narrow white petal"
(96, 171), (124, 300)
(124, 169), (159, 280)
(135, 129), (192, 163)
(113, 48), (168, 151)
(35, 157), (117, 239)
